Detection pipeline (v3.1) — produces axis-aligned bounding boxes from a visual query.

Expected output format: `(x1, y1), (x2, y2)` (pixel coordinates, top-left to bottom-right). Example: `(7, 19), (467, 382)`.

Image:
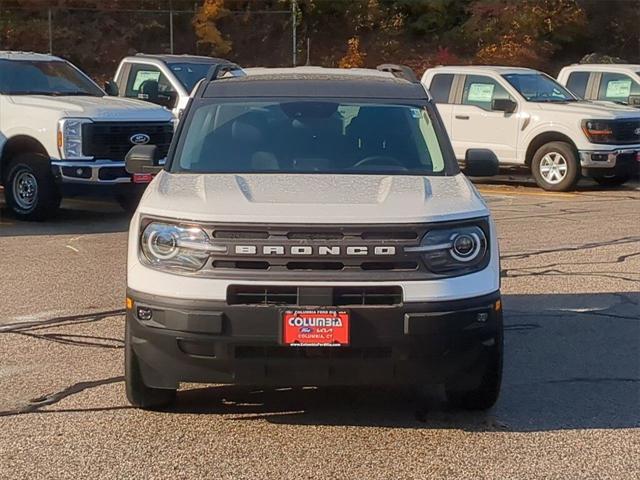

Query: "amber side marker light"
(126, 297), (133, 310)
(494, 299), (502, 311)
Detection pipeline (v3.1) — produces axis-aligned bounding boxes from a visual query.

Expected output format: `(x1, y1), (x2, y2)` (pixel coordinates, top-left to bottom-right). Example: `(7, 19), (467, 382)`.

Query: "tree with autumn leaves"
(0, 0), (638, 79)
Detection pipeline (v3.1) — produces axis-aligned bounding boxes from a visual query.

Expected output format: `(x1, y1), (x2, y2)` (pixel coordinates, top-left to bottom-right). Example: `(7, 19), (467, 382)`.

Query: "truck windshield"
(503, 73), (577, 103)
(168, 63), (212, 93)
(0, 59), (103, 96)
(172, 100), (450, 175)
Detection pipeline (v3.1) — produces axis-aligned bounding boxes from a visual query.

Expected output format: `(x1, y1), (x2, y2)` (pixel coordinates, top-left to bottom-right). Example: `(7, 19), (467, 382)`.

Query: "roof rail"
(205, 62), (245, 82)
(376, 64), (418, 83)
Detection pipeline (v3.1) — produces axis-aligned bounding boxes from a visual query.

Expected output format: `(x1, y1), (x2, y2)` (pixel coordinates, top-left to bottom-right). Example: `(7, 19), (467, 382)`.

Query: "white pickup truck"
(422, 66), (640, 190)
(557, 64), (640, 107)
(0, 51), (174, 220)
(109, 54), (233, 119)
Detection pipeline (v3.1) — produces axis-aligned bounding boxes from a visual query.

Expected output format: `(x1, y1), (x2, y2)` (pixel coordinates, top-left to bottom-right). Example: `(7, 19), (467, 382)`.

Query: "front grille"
(83, 122), (173, 161)
(227, 285), (403, 306)
(188, 220), (490, 281)
(612, 120), (640, 144)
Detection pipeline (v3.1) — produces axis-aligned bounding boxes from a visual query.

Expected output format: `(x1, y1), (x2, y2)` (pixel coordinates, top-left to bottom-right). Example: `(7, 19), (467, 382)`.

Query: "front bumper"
(579, 148), (639, 170)
(51, 160), (131, 185)
(126, 289), (502, 389)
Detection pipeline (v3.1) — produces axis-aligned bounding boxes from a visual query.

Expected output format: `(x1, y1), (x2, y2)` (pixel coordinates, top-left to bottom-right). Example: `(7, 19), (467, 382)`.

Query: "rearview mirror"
(464, 149), (499, 177)
(125, 145), (163, 175)
(104, 80), (119, 96)
(628, 95), (640, 106)
(492, 98), (517, 113)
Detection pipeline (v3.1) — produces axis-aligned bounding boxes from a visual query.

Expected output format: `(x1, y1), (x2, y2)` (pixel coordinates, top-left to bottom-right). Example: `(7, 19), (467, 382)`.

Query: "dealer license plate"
(282, 309), (350, 347)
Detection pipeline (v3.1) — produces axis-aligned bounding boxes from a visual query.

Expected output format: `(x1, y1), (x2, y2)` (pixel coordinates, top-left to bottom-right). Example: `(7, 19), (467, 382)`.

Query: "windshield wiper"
(4, 90), (98, 96)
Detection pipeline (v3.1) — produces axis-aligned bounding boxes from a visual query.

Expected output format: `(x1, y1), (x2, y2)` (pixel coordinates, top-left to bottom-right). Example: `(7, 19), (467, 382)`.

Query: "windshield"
(172, 100), (450, 176)
(502, 73), (576, 102)
(0, 59), (103, 96)
(168, 62), (213, 93)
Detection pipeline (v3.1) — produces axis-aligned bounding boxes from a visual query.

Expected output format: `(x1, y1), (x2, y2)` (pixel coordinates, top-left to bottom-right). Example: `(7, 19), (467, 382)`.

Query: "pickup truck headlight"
(140, 222), (214, 272)
(57, 118), (93, 159)
(406, 225), (488, 273)
(581, 119), (616, 144)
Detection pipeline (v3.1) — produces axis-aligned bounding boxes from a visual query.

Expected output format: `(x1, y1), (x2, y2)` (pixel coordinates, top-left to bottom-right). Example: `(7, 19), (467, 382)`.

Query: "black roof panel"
(202, 74), (427, 100)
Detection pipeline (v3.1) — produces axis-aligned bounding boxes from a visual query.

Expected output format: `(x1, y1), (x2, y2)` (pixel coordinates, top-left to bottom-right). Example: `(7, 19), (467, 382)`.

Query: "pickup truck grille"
(612, 120), (640, 144)
(192, 220), (490, 281)
(82, 122), (173, 161)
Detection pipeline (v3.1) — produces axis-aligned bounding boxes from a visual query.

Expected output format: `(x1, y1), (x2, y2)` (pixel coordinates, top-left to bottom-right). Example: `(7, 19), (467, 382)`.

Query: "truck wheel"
(531, 142), (579, 192)
(593, 173), (631, 187)
(445, 316), (503, 411)
(4, 154), (61, 221)
(125, 321), (176, 409)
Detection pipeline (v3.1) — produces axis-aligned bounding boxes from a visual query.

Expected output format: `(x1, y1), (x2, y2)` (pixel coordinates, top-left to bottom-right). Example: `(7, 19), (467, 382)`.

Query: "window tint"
(461, 75), (513, 110)
(174, 101), (449, 176)
(566, 71), (590, 98)
(126, 64), (176, 107)
(168, 62), (212, 93)
(503, 73), (575, 102)
(598, 72), (640, 102)
(429, 74), (454, 103)
(0, 59), (103, 96)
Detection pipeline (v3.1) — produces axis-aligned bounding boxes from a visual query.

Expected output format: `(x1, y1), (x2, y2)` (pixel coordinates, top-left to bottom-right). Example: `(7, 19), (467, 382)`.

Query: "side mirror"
(492, 98), (517, 113)
(628, 95), (640, 106)
(464, 149), (499, 177)
(125, 145), (163, 175)
(104, 80), (119, 96)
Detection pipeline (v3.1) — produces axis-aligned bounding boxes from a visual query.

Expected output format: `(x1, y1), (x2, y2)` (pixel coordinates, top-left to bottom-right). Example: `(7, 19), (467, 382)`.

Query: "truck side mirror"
(125, 145), (163, 174)
(104, 80), (119, 96)
(464, 149), (499, 177)
(628, 95), (640, 106)
(492, 98), (517, 113)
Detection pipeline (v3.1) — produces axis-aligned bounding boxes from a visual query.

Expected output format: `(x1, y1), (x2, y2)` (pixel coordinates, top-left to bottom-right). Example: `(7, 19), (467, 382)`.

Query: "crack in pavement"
(0, 376), (124, 417)
(501, 237), (640, 261)
(0, 308), (125, 333)
(13, 331), (124, 349)
(501, 268), (639, 283)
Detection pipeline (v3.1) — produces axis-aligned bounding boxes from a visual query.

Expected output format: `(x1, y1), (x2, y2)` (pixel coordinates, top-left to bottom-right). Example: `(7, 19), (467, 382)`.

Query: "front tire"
(116, 186), (145, 214)
(445, 313), (503, 411)
(4, 154), (61, 221)
(125, 321), (177, 409)
(531, 141), (579, 192)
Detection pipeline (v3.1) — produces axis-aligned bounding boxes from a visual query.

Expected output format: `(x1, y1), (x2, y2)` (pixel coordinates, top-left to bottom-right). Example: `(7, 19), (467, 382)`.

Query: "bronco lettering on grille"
(233, 245), (397, 256)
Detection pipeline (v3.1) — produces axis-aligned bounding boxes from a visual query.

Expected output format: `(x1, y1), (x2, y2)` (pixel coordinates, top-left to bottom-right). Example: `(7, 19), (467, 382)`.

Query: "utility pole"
(169, 0), (174, 54)
(291, 0), (297, 66)
(48, 7), (53, 54)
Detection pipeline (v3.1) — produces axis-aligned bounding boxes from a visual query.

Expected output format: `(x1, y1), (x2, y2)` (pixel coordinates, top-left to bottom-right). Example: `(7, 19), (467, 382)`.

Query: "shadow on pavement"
(163, 292), (639, 432)
(0, 197), (130, 237)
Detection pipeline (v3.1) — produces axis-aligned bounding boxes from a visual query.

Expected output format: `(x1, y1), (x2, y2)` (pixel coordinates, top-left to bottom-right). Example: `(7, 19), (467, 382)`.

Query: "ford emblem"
(130, 133), (150, 145)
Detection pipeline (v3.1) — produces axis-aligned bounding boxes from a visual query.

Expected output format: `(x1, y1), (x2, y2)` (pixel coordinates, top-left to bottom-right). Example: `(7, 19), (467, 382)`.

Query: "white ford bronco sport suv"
(0, 51), (174, 220)
(557, 64), (640, 107)
(422, 66), (640, 190)
(109, 54), (234, 119)
(124, 64), (503, 411)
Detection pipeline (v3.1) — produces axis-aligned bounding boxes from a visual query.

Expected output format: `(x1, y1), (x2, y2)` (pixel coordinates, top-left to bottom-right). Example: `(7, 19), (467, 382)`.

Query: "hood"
(138, 172), (489, 224)
(536, 100), (640, 119)
(9, 95), (173, 122)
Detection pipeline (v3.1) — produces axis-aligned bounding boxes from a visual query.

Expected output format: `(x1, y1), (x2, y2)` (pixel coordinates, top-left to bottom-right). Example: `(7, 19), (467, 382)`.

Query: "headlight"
(581, 119), (616, 144)
(57, 118), (93, 159)
(140, 222), (221, 272)
(406, 225), (488, 273)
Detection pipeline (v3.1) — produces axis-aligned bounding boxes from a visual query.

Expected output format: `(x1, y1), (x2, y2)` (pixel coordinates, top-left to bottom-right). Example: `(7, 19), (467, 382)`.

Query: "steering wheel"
(352, 156), (404, 169)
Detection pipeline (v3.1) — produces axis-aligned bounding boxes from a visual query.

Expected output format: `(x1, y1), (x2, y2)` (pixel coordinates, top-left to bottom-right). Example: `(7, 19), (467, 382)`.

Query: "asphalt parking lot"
(0, 178), (639, 480)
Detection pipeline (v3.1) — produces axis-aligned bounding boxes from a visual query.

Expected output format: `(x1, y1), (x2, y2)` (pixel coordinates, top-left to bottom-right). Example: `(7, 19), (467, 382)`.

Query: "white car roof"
(0, 51), (63, 62)
(559, 64), (640, 74)
(424, 65), (540, 77)
(244, 66), (395, 79)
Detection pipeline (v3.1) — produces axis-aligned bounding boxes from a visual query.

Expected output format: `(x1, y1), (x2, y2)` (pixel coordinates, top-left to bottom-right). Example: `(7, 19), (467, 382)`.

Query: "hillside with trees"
(1, 0), (638, 80)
